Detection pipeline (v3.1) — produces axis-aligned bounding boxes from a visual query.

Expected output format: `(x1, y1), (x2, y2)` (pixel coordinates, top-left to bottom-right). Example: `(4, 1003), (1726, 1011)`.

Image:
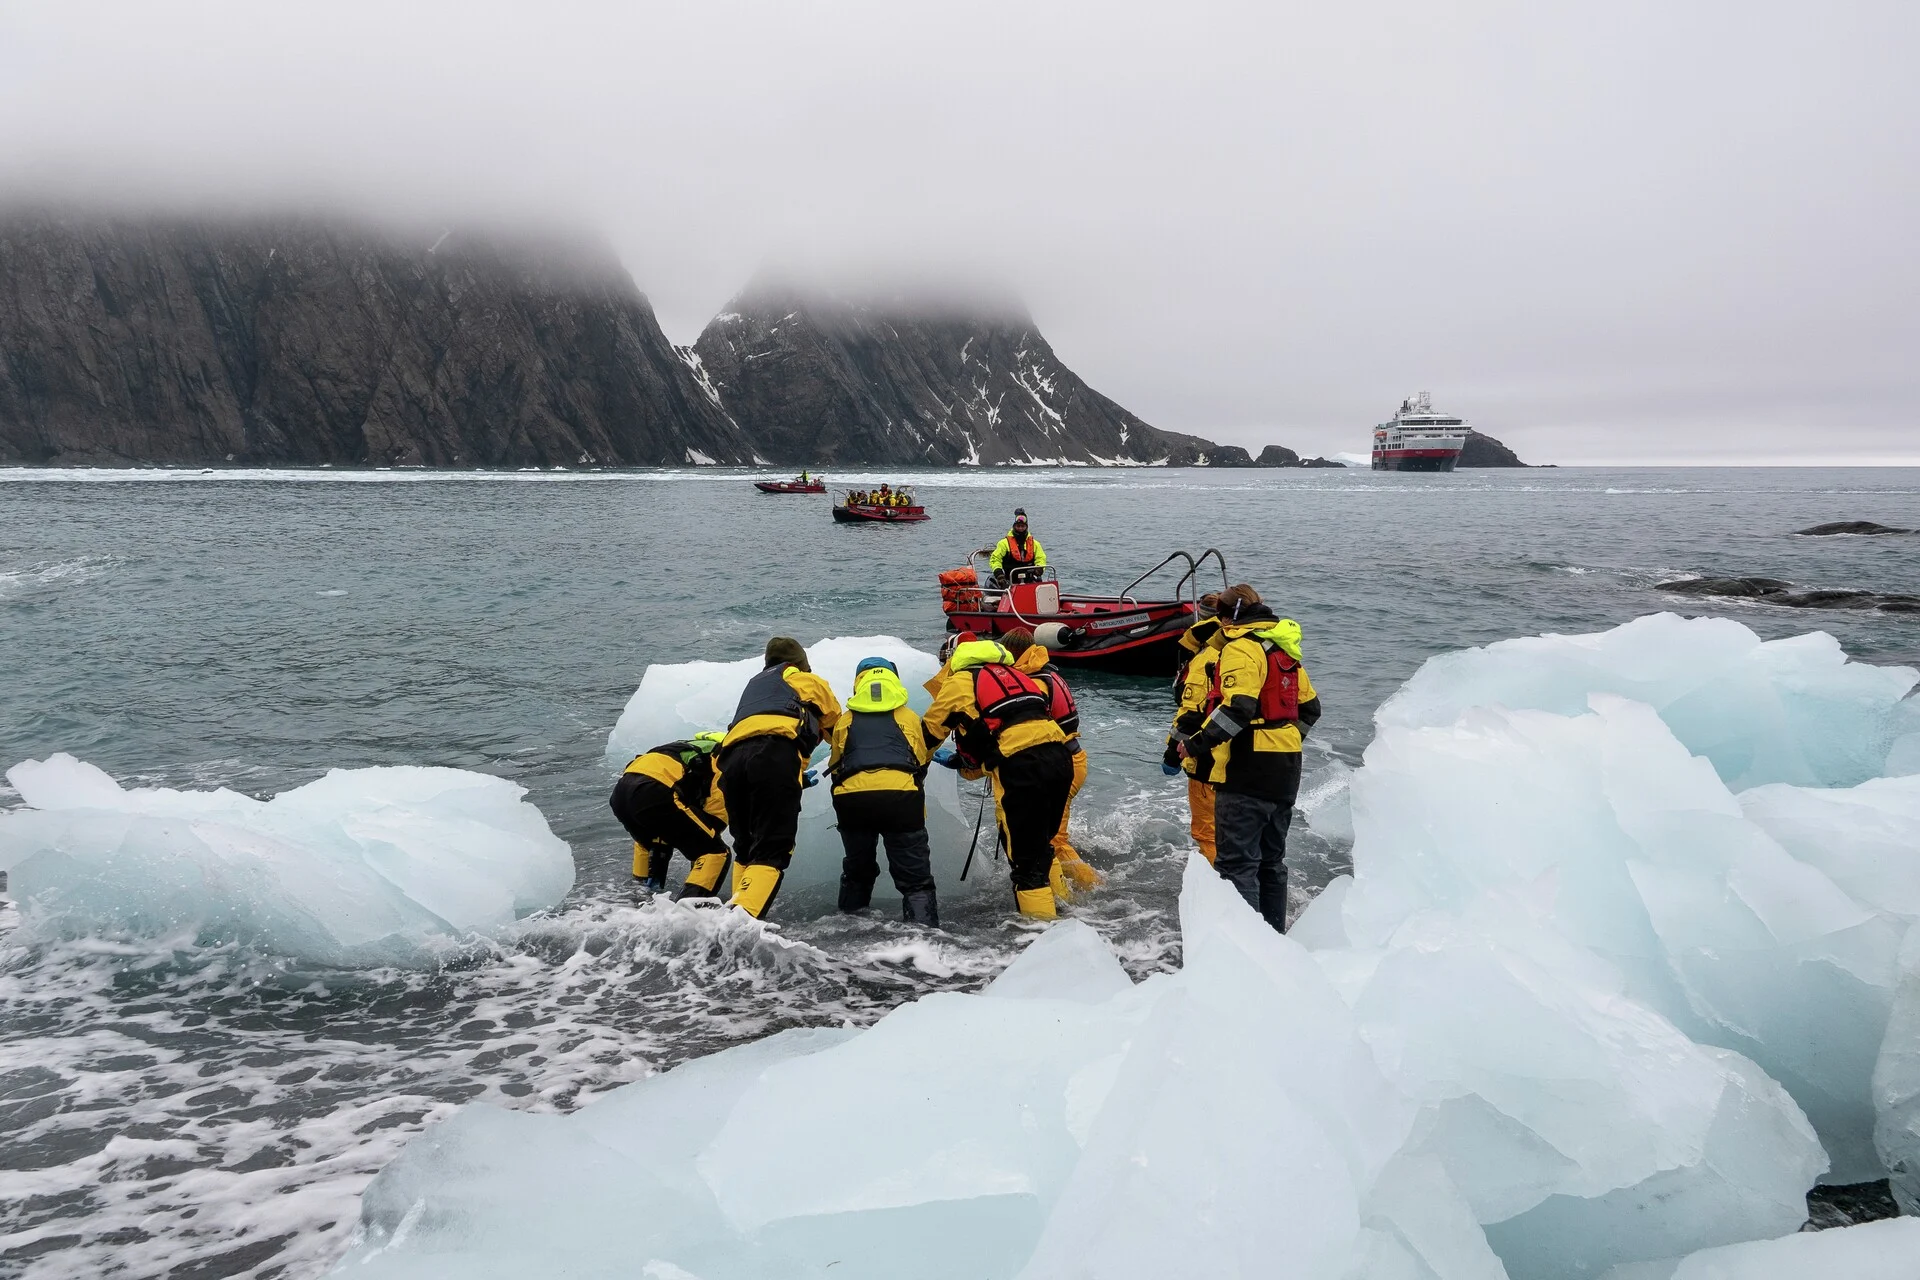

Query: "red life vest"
(1207, 643), (1300, 723)
(1033, 668), (1079, 737)
(1002, 532), (1037, 566)
(972, 664), (1049, 734)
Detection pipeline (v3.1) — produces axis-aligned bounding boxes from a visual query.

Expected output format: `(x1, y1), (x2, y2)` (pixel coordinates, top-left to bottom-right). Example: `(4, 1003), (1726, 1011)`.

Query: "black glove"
(1162, 738), (1183, 772)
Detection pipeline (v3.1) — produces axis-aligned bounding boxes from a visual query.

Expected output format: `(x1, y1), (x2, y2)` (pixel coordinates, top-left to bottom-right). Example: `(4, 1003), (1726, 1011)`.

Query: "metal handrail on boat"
(1119, 552), (1196, 606)
(1174, 548), (1229, 603)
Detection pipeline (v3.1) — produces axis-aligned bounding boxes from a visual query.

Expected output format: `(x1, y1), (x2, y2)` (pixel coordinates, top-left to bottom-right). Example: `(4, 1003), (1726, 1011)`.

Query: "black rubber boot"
(901, 889), (939, 928)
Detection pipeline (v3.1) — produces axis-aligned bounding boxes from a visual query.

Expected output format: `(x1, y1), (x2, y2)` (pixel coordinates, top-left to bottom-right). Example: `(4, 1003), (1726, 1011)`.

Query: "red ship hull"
(755, 481), (826, 493)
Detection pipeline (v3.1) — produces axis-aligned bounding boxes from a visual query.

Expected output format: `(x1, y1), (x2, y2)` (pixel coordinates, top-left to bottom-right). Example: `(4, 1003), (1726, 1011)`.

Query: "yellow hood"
(1220, 617), (1303, 663)
(847, 665), (910, 713)
(949, 639), (1013, 671)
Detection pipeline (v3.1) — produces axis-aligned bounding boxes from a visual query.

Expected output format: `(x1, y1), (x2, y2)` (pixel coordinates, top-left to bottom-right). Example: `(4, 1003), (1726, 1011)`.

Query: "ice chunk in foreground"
(1597, 1216), (1920, 1280)
(604, 636), (987, 910)
(1343, 694), (1897, 1181)
(1376, 613), (1919, 789)
(0, 754), (573, 965)
(337, 858), (1829, 1280)
(1876, 928), (1920, 1214)
(1739, 774), (1920, 925)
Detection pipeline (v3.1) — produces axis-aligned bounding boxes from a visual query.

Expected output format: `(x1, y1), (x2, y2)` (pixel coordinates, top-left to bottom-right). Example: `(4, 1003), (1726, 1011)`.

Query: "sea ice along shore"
(327, 614), (1920, 1279)
(0, 758), (575, 966)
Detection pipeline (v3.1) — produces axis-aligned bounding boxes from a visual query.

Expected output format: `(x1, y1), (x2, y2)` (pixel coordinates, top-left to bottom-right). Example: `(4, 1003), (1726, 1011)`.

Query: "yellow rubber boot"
(1049, 857), (1073, 905)
(631, 841), (650, 879)
(678, 852), (729, 900)
(729, 863), (784, 919)
(1015, 886), (1058, 920)
(1054, 850), (1102, 895)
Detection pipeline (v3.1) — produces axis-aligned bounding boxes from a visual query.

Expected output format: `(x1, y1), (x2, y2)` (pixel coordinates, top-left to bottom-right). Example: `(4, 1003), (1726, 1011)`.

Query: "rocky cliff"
(1458, 430), (1527, 467)
(0, 212), (751, 466)
(690, 279), (1214, 466)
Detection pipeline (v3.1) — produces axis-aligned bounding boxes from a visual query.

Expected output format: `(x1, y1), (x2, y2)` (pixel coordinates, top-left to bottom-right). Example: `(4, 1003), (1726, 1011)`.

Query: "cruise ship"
(1371, 392), (1468, 471)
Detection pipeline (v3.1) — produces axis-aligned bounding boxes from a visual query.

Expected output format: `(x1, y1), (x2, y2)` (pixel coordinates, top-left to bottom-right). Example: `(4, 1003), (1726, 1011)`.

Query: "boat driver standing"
(988, 509), (1046, 586)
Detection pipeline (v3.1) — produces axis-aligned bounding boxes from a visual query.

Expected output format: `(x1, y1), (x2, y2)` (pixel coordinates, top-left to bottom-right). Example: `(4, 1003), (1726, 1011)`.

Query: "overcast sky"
(3, 1), (1916, 463)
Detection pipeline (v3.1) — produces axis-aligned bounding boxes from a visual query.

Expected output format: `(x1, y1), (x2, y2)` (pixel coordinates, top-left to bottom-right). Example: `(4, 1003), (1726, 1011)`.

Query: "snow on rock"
(1597, 1216), (1920, 1280)
(1377, 613), (1920, 789)
(604, 637), (984, 910)
(0, 754), (573, 965)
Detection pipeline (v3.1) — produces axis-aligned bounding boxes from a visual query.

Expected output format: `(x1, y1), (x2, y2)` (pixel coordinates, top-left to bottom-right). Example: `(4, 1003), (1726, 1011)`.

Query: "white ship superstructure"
(1372, 392), (1468, 471)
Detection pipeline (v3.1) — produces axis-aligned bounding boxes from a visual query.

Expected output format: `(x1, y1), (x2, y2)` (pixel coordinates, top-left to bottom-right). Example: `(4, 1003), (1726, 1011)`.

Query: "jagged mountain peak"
(692, 282), (1210, 466)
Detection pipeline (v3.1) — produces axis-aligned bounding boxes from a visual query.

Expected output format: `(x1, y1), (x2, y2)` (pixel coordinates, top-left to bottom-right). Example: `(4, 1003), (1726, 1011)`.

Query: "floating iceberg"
(1333, 694), (1901, 1180)
(0, 754), (573, 965)
(1597, 1216), (1920, 1280)
(605, 636), (989, 910)
(1377, 613), (1920, 789)
(335, 863), (1825, 1280)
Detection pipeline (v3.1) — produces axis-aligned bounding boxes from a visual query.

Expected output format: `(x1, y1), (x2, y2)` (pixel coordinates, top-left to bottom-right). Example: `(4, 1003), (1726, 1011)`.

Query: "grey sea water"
(2, 464), (1917, 1278)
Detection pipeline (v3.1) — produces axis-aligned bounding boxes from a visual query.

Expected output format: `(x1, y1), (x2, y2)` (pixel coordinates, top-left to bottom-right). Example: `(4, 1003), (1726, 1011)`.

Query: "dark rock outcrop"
(1656, 576), (1920, 613)
(1256, 445), (1299, 466)
(1300, 455), (1345, 468)
(691, 278), (1213, 466)
(1457, 430), (1526, 467)
(1201, 445), (1256, 467)
(1793, 521), (1913, 536)
(0, 211), (751, 466)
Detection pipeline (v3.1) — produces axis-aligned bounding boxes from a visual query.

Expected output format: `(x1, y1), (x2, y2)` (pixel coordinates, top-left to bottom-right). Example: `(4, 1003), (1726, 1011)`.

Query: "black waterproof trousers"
(833, 789), (937, 924)
(609, 774), (726, 885)
(1213, 790), (1291, 932)
(717, 735), (805, 871)
(995, 742), (1074, 893)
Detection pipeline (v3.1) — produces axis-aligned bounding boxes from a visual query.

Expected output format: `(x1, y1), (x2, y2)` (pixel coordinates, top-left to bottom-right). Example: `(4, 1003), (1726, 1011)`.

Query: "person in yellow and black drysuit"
(987, 509), (1046, 586)
(923, 638), (1074, 919)
(1163, 593), (1223, 864)
(828, 656), (938, 926)
(1003, 628), (1101, 902)
(1183, 585), (1320, 932)
(715, 637), (843, 919)
(610, 731), (732, 898)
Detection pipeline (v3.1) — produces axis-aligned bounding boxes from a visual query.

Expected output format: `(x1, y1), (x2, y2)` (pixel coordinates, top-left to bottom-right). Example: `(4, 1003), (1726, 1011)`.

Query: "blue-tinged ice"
(1876, 928), (1920, 1214)
(0, 754), (573, 965)
(1597, 1216), (1920, 1280)
(1376, 613), (1919, 788)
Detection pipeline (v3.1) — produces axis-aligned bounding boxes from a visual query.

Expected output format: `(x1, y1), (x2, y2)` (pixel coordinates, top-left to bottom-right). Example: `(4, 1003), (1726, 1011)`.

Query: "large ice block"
(602, 636), (985, 910)
(1343, 694), (1899, 1181)
(0, 754), (573, 966)
(1598, 1217), (1920, 1280)
(1739, 774), (1920, 925)
(1376, 613), (1919, 789)
(1875, 928), (1920, 1214)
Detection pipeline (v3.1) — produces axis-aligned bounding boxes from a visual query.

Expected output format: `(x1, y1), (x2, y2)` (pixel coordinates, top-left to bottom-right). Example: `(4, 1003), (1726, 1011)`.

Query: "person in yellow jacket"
(923, 638), (1073, 920)
(828, 656), (938, 926)
(987, 509), (1046, 585)
(715, 637), (843, 919)
(1163, 593), (1223, 864)
(1183, 585), (1321, 932)
(610, 731), (731, 899)
(1003, 628), (1102, 901)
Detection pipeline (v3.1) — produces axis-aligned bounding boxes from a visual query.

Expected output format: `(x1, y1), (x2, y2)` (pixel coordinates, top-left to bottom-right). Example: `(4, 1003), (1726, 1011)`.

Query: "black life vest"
(1003, 532), (1037, 566)
(732, 664), (805, 726)
(1207, 643), (1300, 724)
(1032, 667), (1080, 738)
(832, 711), (921, 783)
(973, 664), (1050, 734)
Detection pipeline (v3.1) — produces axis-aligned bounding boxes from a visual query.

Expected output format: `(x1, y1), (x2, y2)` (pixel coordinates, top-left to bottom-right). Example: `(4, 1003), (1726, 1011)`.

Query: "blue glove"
(802, 768), (821, 789)
(931, 746), (959, 770)
(1161, 761), (1182, 777)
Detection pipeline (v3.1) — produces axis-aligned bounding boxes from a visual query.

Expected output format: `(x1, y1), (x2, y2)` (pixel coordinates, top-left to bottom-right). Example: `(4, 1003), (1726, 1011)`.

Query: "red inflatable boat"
(833, 487), (928, 523)
(755, 478), (826, 494)
(938, 551), (1227, 675)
